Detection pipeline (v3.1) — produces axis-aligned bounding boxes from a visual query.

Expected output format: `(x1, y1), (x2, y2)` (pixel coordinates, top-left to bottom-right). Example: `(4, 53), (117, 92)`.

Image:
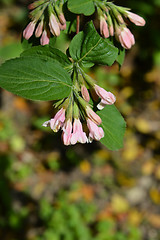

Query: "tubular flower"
(43, 107), (65, 132)
(125, 11), (146, 26)
(81, 85), (90, 102)
(116, 26), (135, 49)
(86, 106), (102, 125)
(100, 15), (109, 38)
(94, 84), (116, 110)
(35, 20), (44, 38)
(62, 119), (72, 146)
(23, 21), (36, 40)
(71, 118), (88, 145)
(49, 13), (60, 37)
(87, 119), (104, 142)
(40, 29), (50, 45)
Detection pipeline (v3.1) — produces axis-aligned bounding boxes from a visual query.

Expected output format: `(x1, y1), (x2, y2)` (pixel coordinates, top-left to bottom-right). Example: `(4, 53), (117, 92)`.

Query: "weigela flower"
(43, 107), (65, 132)
(40, 29), (50, 45)
(23, 21), (36, 40)
(81, 85), (90, 102)
(62, 119), (72, 146)
(125, 11), (146, 26)
(87, 119), (104, 142)
(100, 15), (109, 38)
(116, 26), (135, 49)
(94, 84), (116, 110)
(49, 13), (61, 37)
(86, 106), (102, 125)
(71, 118), (88, 145)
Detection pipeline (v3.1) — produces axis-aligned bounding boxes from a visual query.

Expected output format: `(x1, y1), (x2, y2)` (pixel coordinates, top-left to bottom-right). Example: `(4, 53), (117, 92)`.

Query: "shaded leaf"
(98, 105), (126, 150)
(0, 56), (72, 101)
(67, 0), (95, 16)
(21, 45), (71, 68)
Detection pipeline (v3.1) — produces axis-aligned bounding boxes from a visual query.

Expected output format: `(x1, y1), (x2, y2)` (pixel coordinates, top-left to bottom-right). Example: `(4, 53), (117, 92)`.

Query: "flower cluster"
(97, 1), (145, 49)
(23, 0), (66, 45)
(43, 70), (116, 145)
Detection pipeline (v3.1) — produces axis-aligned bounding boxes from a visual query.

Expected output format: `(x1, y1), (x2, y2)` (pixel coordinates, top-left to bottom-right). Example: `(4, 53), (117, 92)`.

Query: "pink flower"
(23, 21), (36, 40)
(86, 106), (102, 125)
(49, 13), (60, 36)
(71, 118), (88, 145)
(116, 26), (135, 49)
(35, 21), (43, 38)
(100, 16), (109, 38)
(58, 13), (66, 25)
(40, 29), (50, 45)
(43, 108), (65, 132)
(87, 119), (104, 142)
(62, 119), (72, 145)
(126, 11), (145, 26)
(81, 85), (90, 102)
(109, 24), (114, 37)
(94, 84), (116, 110)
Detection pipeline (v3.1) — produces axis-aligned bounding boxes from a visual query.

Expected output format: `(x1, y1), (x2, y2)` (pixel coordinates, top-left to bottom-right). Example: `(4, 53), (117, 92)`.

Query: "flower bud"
(81, 85), (90, 102)
(119, 27), (135, 49)
(94, 84), (116, 110)
(49, 13), (60, 36)
(28, 0), (46, 10)
(100, 16), (109, 38)
(86, 106), (102, 125)
(126, 11), (146, 26)
(58, 13), (66, 25)
(23, 21), (36, 40)
(35, 20), (43, 37)
(40, 29), (50, 45)
(87, 119), (104, 142)
(107, 14), (114, 36)
(112, 7), (124, 24)
(62, 119), (72, 145)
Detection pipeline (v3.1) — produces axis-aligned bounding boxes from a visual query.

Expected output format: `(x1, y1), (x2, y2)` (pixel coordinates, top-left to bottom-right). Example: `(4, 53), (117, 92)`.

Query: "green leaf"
(116, 48), (125, 66)
(67, 0), (95, 16)
(69, 21), (118, 66)
(0, 56), (72, 101)
(21, 45), (71, 68)
(98, 105), (126, 150)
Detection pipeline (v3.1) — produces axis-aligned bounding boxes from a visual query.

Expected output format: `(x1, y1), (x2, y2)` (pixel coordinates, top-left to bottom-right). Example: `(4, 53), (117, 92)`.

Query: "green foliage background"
(0, 0), (160, 239)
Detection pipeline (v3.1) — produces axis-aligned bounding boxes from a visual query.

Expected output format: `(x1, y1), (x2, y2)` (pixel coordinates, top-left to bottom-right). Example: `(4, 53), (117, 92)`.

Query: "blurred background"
(0, 0), (160, 239)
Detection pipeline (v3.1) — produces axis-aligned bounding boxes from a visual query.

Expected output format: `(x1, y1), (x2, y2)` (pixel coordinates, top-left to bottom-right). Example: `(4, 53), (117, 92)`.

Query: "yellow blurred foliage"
(147, 214), (160, 228)
(142, 160), (155, 175)
(69, 184), (94, 202)
(154, 165), (160, 179)
(94, 149), (110, 161)
(128, 209), (142, 226)
(135, 118), (151, 134)
(122, 136), (142, 161)
(80, 160), (91, 174)
(111, 195), (129, 214)
(14, 97), (29, 112)
(120, 87), (134, 99)
(150, 188), (160, 204)
(116, 173), (135, 187)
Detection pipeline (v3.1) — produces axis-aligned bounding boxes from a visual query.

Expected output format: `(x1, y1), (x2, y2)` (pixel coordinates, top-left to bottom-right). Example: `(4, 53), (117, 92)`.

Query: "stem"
(76, 15), (80, 34)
